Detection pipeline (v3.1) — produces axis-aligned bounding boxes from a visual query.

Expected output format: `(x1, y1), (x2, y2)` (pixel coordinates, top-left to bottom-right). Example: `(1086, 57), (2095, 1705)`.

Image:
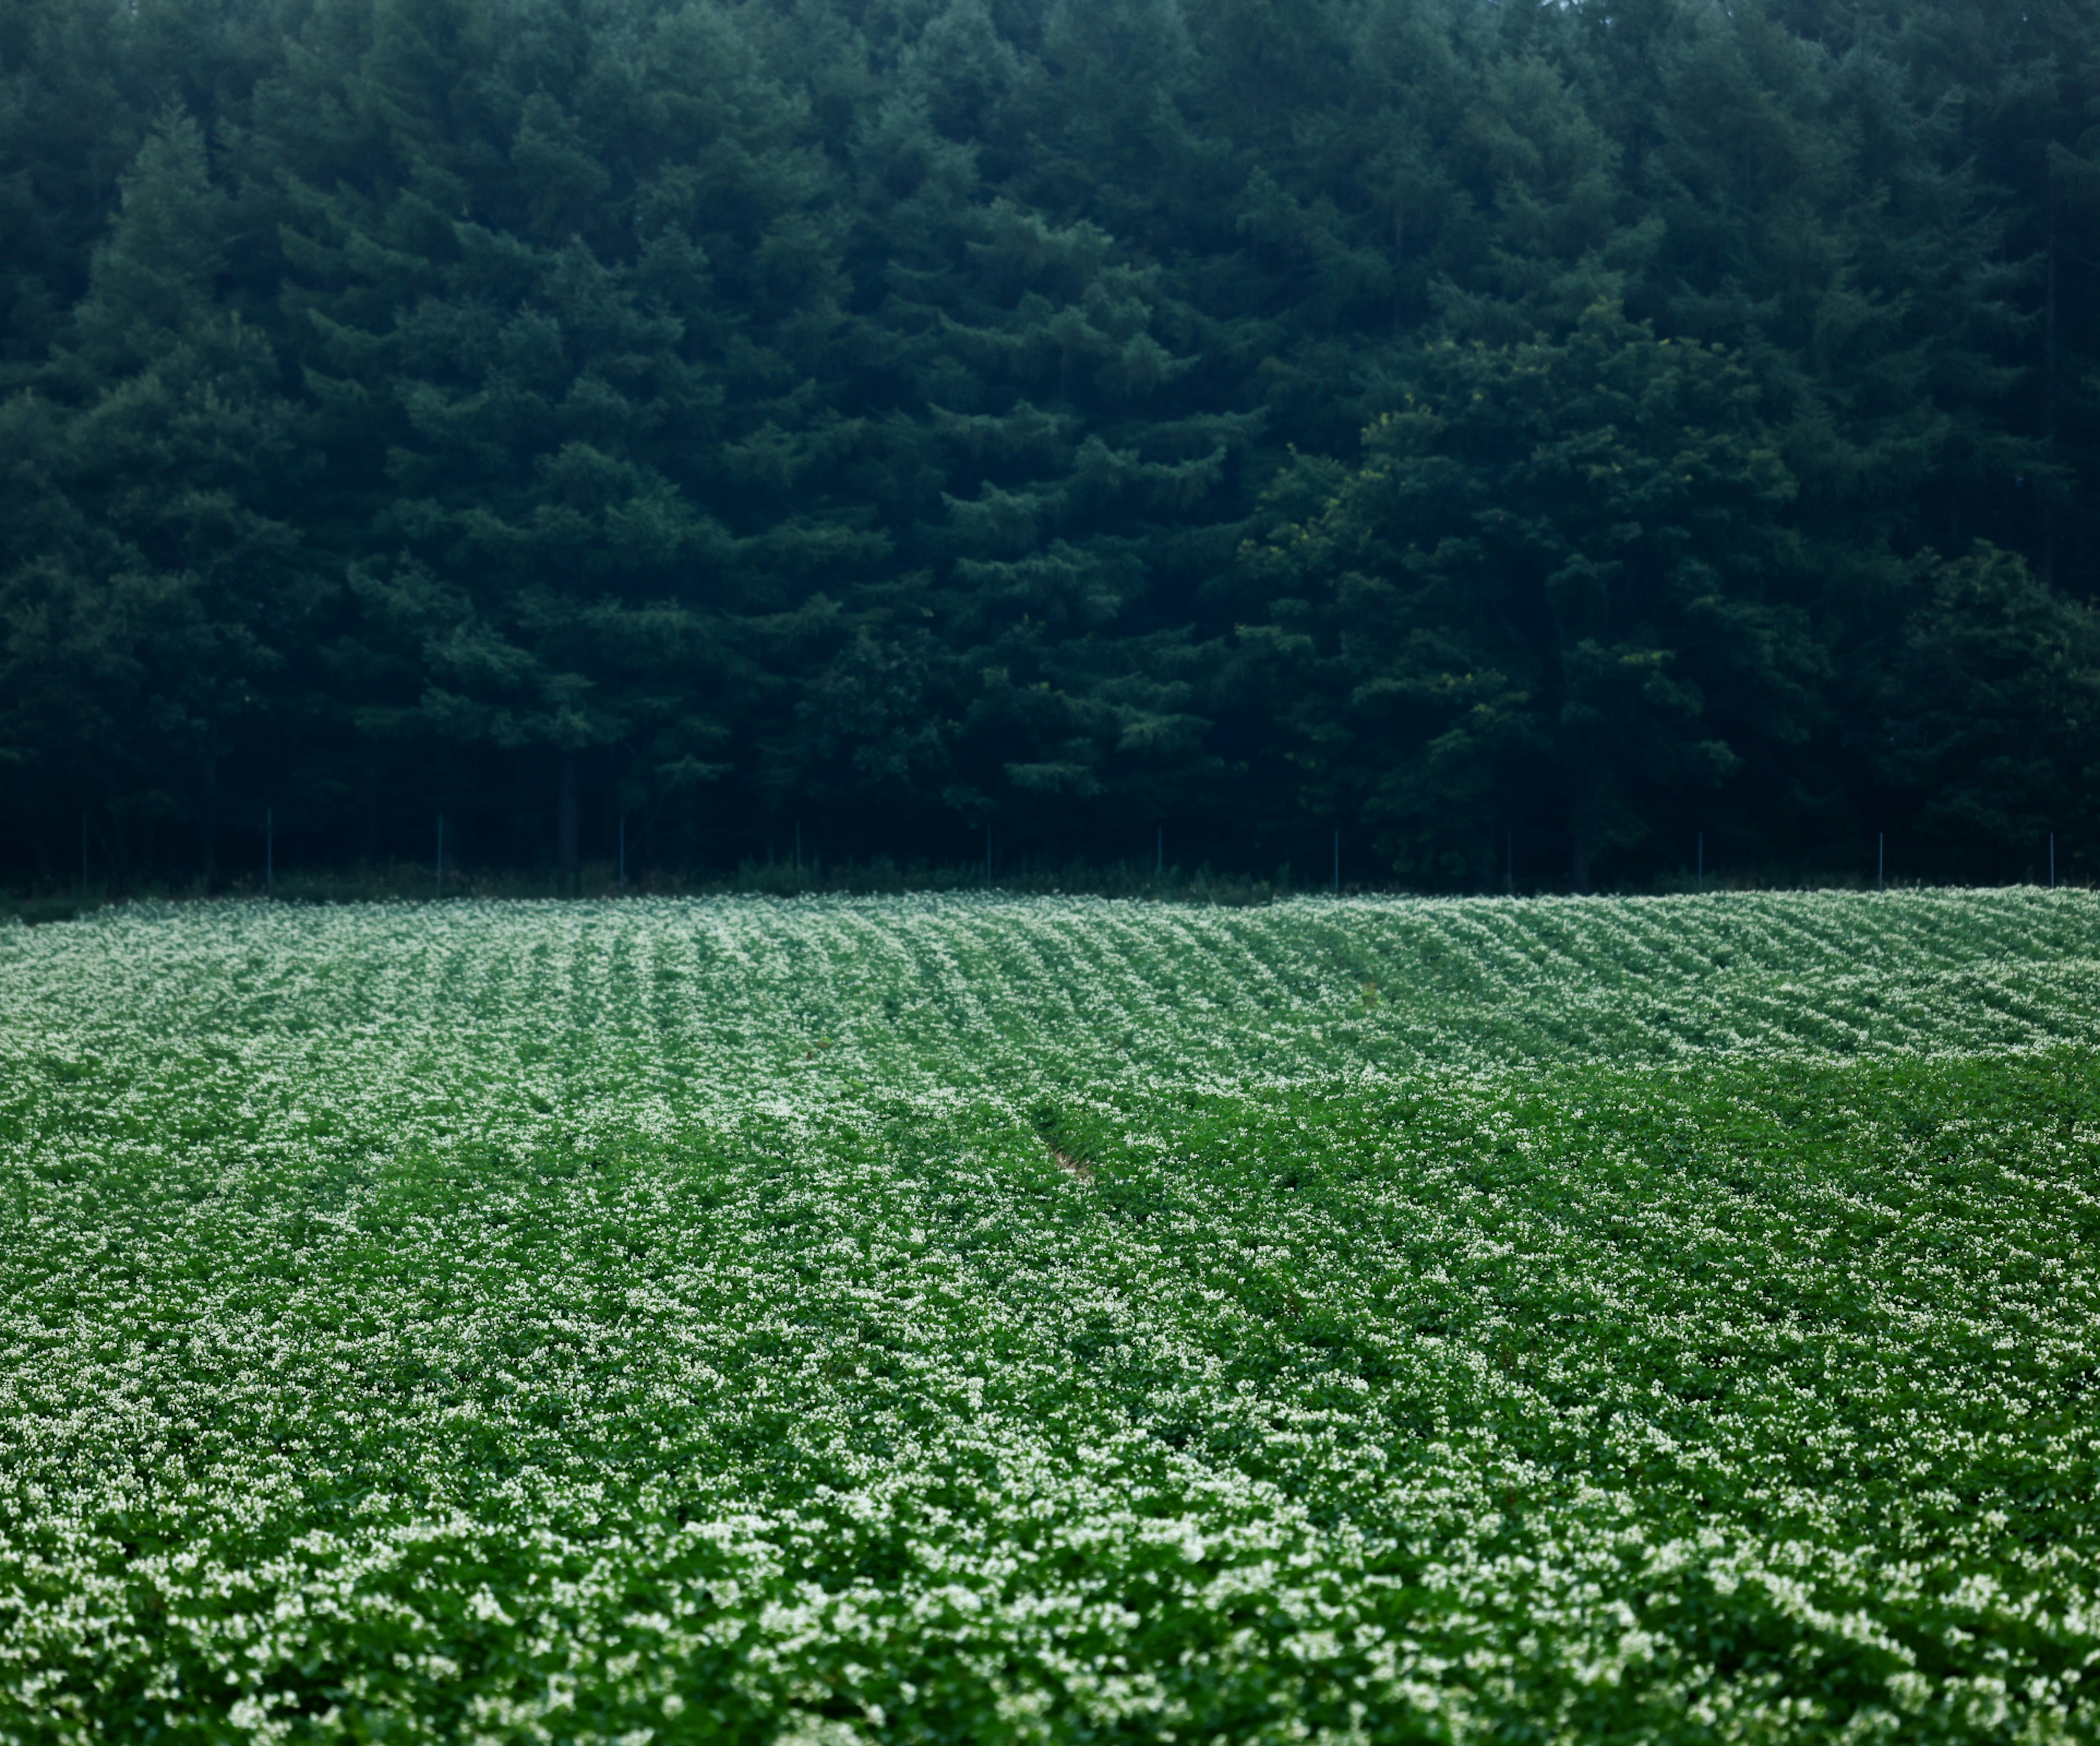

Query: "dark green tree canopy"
(3, 0), (2092, 889)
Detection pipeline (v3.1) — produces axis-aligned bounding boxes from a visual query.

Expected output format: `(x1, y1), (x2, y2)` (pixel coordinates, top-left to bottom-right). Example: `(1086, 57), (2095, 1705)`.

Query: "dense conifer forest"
(3, 0), (2098, 892)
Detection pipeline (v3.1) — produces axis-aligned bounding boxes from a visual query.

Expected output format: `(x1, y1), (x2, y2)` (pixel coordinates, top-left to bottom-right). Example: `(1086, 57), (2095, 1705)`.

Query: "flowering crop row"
(1, 892), (2097, 1742)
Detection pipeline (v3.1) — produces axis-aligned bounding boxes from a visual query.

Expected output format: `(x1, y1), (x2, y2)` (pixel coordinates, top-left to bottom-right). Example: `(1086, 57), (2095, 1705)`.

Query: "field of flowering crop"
(4, 890), (2100, 1744)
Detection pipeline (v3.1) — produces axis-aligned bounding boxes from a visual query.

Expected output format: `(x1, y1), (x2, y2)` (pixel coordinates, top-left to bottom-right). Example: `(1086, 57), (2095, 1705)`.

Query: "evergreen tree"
(257, 0), (866, 871)
(0, 0), (283, 381)
(1878, 544), (2100, 876)
(1233, 301), (1815, 889)
(821, 0), (1256, 851)
(1, 106), (317, 880)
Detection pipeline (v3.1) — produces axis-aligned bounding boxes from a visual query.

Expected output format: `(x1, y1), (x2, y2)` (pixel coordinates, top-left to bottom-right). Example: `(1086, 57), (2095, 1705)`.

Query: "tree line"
(5, 0), (2099, 893)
